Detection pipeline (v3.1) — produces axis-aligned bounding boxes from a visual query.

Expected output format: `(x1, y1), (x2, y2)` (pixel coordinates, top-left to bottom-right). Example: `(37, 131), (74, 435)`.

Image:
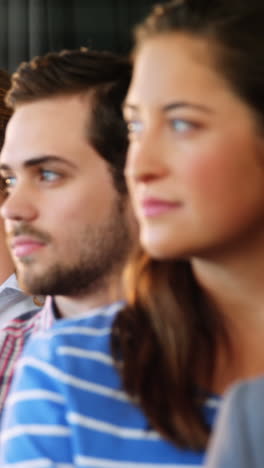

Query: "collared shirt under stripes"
(0, 301), (221, 467)
(0, 296), (54, 416)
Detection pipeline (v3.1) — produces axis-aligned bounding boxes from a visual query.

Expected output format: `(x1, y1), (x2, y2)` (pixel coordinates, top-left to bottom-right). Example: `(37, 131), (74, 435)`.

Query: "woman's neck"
(191, 233), (264, 321)
(191, 238), (264, 394)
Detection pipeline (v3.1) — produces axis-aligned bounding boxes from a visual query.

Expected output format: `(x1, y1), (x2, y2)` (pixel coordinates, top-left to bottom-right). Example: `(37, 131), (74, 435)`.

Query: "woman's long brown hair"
(112, 250), (228, 449)
(112, 0), (264, 450)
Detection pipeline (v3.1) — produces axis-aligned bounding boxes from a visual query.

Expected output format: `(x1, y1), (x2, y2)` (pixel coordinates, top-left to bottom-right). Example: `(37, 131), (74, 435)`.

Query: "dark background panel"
(0, 0), (166, 72)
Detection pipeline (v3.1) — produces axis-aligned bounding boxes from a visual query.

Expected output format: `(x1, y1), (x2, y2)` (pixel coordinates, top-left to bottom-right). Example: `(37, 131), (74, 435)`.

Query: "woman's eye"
(40, 170), (60, 182)
(170, 119), (194, 133)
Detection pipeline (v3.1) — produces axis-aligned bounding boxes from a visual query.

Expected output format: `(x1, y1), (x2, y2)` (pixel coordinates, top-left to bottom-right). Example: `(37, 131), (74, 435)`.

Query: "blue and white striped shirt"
(0, 301), (221, 467)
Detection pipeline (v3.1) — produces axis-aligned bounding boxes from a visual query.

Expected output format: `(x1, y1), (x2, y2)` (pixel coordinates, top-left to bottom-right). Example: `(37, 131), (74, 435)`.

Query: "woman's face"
(124, 33), (264, 260)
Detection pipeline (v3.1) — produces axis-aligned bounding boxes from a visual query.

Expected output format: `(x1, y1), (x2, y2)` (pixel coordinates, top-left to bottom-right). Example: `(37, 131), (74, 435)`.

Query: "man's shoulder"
(49, 300), (124, 335)
(21, 301), (124, 367)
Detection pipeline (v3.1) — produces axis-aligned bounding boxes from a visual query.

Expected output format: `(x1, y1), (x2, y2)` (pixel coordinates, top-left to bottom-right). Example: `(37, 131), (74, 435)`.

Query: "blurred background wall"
(0, 0), (165, 72)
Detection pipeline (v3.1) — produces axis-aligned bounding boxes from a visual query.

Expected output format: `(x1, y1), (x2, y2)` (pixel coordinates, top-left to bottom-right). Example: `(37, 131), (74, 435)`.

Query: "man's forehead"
(7, 94), (92, 133)
(1, 95), (93, 168)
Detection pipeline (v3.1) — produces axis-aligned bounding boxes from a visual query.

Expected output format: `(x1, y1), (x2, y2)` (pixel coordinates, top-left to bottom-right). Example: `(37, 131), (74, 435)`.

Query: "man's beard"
(15, 198), (134, 297)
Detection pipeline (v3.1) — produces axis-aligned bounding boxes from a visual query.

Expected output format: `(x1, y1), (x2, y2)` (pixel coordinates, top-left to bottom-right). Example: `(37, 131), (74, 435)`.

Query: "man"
(0, 69), (41, 327)
(0, 69), (43, 415)
(205, 378), (264, 468)
(0, 48), (136, 415)
(0, 178), (42, 327)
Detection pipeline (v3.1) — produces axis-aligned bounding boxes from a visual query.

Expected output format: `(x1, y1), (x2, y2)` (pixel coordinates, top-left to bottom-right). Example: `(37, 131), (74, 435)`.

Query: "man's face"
(0, 93), (133, 296)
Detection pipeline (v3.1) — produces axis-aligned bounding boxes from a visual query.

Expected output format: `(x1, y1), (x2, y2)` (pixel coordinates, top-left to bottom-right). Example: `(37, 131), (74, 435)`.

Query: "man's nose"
(1, 184), (38, 223)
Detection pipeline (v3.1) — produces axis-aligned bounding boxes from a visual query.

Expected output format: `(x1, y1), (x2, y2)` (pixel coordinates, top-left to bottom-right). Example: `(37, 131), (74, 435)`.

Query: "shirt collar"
(36, 296), (55, 331)
(0, 273), (19, 294)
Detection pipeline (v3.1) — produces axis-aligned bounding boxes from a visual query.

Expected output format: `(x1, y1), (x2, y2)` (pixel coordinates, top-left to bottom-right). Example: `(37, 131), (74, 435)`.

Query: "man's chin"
(13, 254), (39, 266)
(16, 268), (76, 297)
(16, 270), (48, 296)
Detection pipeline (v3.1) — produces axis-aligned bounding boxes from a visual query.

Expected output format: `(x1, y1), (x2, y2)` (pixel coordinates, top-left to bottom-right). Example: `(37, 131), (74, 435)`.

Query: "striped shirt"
(0, 297), (53, 414)
(0, 301), (221, 467)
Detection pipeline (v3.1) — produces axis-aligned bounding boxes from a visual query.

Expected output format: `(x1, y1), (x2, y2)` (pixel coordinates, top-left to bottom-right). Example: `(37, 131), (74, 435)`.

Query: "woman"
(122, 0), (264, 455)
(2, 0), (264, 466)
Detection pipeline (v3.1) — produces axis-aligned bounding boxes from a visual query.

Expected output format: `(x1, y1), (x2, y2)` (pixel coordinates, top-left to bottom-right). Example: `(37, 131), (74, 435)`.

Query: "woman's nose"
(125, 130), (168, 185)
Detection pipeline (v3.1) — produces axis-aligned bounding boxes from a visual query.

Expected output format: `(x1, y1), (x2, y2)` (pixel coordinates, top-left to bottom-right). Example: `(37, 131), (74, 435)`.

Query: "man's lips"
(140, 198), (182, 217)
(10, 236), (47, 258)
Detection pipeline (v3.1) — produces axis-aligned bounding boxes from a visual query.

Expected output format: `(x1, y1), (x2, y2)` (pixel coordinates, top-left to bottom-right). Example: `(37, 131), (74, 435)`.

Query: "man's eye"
(170, 119), (195, 132)
(3, 176), (16, 188)
(127, 120), (144, 135)
(40, 170), (60, 182)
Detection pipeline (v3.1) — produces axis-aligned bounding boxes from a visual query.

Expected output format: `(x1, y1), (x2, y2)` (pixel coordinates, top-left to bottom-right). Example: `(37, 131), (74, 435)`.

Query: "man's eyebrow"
(0, 155), (77, 171)
(123, 102), (133, 110)
(122, 101), (213, 114)
(122, 102), (138, 114)
(162, 101), (213, 113)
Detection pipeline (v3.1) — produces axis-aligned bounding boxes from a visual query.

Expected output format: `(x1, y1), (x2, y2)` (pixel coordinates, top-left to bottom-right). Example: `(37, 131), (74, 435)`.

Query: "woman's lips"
(140, 198), (182, 217)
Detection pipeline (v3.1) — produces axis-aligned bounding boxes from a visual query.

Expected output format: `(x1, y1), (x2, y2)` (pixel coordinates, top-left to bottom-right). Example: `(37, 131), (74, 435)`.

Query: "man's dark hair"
(0, 69), (11, 197)
(6, 48), (132, 193)
(0, 69), (11, 151)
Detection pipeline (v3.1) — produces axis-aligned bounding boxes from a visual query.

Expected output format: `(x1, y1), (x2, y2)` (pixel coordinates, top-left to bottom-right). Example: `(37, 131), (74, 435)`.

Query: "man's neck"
(54, 283), (123, 319)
